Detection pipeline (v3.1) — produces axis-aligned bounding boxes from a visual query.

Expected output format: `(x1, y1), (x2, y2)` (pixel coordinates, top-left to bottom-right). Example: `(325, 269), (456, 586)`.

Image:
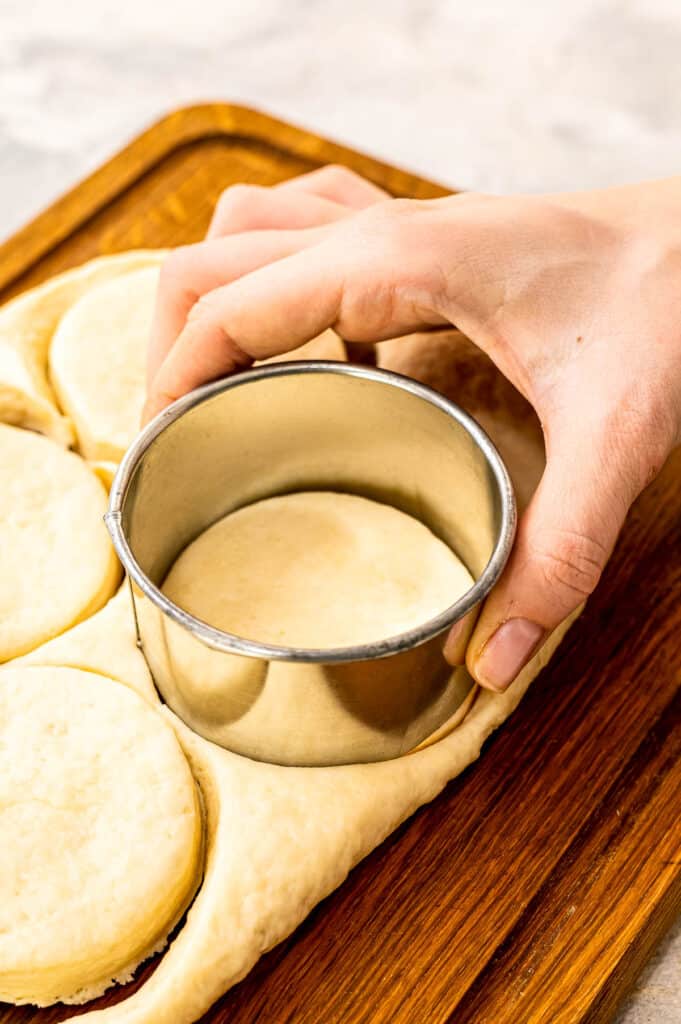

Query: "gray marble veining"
(0, 1), (679, 1021)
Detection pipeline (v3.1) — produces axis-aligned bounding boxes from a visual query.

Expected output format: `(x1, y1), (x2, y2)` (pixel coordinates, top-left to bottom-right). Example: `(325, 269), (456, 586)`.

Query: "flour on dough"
(0, 422), (119, 662)
(0, 665), (203, 1006)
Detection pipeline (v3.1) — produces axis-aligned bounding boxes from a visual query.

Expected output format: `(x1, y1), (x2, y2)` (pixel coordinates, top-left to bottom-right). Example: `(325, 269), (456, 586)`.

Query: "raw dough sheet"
(0, 252), (576, 1023)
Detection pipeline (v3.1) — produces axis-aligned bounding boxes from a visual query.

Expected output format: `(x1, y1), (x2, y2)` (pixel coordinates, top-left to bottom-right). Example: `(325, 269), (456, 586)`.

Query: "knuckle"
(315, 164), (362, 188)
(533, 529), (606, 601)
(630, 398), (675, 483)
(337, 198), (444, 331)
(185, 291), (218, 326)
(627, 432), (671, 494)
(360, 197), (417, 248)
(158, 245), (194, 286)
(602, 390), (676, 497)
(214, 183), (267, 229)
(155, 386), (182, 408)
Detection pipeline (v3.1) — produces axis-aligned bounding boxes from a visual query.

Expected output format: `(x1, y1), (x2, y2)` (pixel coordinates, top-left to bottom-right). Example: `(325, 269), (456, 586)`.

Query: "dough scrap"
(89, 459), (120, 492)
(16, 585), (157, 704)
(0, 664), (203, 1006)
(257, 327), (346, 365)
(0, 422), (120, 662)
(0, 250), (165, 445)
(10, 586), (577, 1023)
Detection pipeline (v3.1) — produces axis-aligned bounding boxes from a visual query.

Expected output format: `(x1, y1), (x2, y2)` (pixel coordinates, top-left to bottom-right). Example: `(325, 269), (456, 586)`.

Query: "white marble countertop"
(0, 1), (679, 1020)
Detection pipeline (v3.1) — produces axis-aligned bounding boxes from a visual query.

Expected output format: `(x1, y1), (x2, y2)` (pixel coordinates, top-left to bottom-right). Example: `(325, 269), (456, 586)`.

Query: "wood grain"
(0, 103), (679, 1024)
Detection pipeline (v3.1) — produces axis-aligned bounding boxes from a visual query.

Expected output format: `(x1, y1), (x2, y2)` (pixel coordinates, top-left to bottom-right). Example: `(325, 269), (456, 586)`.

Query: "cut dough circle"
(0, 422), (120, 662)
(49, 266), (161, 462)
(159, 491), (476, 764)
(162, 491), (473, 648)
(0, 250), (165, 446)
(0, 665), (203, 1007)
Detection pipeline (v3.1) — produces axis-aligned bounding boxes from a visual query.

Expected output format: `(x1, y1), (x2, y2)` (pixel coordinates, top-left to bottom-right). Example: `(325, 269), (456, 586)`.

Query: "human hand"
(145, 166), (388, 391)
(145, 168), (681, 692)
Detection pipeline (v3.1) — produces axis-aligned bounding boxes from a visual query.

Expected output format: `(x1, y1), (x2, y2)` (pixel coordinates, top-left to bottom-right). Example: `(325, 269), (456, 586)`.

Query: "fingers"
(206, 167), (387, 240)
(151, 169), (387, 386)
(463, 423), (639, 691)
(278, 164), (390, 208)
(151, 168), (389, 393)
(206, 184), (349, 239)
(147, 227), (329, 387)
(144, 203), (447, 421)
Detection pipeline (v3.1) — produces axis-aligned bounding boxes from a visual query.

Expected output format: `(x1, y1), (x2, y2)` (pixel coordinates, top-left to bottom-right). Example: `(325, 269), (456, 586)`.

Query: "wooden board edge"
(587, 881), (681, 1024)
(0, 102), (450, 294)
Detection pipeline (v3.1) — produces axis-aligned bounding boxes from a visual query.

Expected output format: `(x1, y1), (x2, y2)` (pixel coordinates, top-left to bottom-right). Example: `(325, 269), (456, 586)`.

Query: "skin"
(144, 167), (681, 692)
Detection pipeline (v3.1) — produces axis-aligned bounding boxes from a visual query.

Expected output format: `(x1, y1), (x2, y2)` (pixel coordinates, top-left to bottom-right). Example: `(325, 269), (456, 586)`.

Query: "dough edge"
(0, 659), (205, 1007)
(15, 592), (580, 1024)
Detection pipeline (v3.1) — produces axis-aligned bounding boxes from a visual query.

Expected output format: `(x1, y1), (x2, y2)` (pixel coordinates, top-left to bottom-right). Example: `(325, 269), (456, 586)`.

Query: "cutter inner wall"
(123, 371), (501, 594)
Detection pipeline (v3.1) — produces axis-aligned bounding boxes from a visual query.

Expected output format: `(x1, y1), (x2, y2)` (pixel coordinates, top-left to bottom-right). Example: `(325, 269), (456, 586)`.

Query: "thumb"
(465, 425), (635, 691)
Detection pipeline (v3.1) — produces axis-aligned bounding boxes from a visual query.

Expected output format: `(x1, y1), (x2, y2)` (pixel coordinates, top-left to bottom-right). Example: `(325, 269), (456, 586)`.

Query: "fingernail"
(474, 619), (545, 692)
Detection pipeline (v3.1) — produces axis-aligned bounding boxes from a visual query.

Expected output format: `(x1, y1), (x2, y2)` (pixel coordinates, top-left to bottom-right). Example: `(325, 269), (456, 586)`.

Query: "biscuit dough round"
(162, 491), (474, 648)
(0, 665), (203, 1006)
(49, 266), (161, 461)
(0, 249), (164, 446)
(0, 422), (119, 662)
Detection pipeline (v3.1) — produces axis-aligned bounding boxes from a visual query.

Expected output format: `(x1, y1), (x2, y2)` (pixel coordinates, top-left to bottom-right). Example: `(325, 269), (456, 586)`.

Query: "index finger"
(147, 226), (330, 388)
(144, 204), (447, 422)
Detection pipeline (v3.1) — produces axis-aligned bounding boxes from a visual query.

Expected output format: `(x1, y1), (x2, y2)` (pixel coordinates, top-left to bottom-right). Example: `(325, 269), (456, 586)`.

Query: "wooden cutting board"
(0, 104), (679, 1024)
